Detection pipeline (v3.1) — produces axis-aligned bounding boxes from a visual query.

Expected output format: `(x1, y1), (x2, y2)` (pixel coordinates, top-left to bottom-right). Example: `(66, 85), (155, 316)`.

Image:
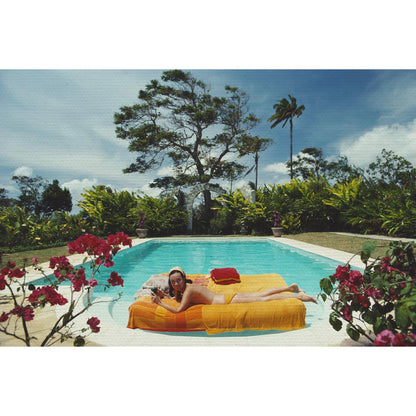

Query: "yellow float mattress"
(127, 273), (306, 334)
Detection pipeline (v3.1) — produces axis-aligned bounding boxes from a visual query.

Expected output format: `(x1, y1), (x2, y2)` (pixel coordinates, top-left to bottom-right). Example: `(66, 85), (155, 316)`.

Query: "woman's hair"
(168, 268), (192, 302)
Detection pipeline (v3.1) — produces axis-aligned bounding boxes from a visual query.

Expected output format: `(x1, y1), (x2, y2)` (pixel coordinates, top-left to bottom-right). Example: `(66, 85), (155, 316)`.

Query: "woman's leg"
(256, 283), (304, 297)
(231, 291), (317, 304)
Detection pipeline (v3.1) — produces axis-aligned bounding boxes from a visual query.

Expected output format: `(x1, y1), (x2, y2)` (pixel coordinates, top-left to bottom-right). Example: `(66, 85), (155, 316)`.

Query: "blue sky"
(2, 69), (416, 210)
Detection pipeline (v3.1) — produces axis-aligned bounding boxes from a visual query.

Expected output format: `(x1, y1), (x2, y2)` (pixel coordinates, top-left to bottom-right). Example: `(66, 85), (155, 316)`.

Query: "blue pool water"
(90, 238), (342, 302)
(34, 238), (344, 329)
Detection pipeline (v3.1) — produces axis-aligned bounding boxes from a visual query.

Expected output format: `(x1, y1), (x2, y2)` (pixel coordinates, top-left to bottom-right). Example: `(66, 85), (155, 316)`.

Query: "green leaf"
(329, 313), (343, 331)
(73, 336), (85, 347)
(346, 324), (360, 341)
(320, 278), (333, 296)
(319, 293), (327, 302)
(362, 310), (375, 325)
(362, 241), (378, 256)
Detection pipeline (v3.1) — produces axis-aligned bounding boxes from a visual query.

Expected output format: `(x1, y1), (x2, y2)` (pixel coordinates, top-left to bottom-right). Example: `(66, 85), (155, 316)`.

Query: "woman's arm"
(151, 288), (192, 314)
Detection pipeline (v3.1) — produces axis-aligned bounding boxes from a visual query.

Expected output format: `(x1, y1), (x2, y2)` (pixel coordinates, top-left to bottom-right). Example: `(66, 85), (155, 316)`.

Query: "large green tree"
(12, 175), (47, 215)
(114, 70), (267, 208)
(288, 147), (328, 180)
(366, 148), (416, 186)
(268, 94), (305, 180)
(41, 179), (72, 215)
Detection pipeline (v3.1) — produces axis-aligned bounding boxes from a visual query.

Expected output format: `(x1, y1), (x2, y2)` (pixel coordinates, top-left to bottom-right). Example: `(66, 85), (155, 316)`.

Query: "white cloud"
(62, 178), (98, 208)
(157, 166), (175, 176)
(62, 178), (98, 194)
(263, 162), (287, 174)
(338, 119), (416, 168)
(13, 166), (33, 177)
(139, 183), (161, 197)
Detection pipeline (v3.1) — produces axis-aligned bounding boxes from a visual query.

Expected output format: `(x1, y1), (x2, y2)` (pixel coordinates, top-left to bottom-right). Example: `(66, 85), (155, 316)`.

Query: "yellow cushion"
(127, 273), (306, 334)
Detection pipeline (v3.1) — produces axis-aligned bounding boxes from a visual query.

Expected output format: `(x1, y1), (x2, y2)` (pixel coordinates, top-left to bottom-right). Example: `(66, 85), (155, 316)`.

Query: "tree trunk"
(290, 117), (293, 179)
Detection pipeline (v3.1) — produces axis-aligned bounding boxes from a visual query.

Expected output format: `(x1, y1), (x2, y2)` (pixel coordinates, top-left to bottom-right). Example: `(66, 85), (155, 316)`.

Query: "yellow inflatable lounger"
(127, 273), (306, 334)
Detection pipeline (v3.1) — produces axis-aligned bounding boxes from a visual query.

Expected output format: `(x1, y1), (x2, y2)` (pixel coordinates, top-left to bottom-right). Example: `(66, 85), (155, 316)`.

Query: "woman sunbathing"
(150, 267), (317, 314)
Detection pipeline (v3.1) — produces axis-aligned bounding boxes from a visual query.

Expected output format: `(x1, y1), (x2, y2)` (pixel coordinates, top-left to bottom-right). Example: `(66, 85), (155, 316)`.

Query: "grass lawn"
(1, 232), (400, 268)
(284, 232), (392, 260)
(1, 245), (70, 268)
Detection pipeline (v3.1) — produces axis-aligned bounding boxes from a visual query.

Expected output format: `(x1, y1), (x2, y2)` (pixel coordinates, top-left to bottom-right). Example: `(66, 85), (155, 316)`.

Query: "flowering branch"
(319, 240), (416, 346)
(0, 232), (132, 347)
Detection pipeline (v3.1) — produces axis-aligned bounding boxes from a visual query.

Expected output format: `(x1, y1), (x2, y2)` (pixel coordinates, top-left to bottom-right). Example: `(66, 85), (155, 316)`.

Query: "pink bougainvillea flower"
(103, 260), (114, 268)
(341, 305), (352, 321)
(28, 286), (68, 306)
(406, 333), (416, 344)
(0, 312), (9, 322)
(107, 232), (132, 248)
(108, 271), (124, 287)
(87, 317), (100, 333)
(374, 329), (395, 346)
(392, 333), (406, 346)
(10, 305), (35, 322)
(334, 265), (350, 282)
(89, 279), (98, 287)
(366, 286), (383, 300)
(355, 293), (371, 308)
(32, 257), (38, 263)
(348, 270), (363, 286)
(0, 275), (6, 290)
(9, 268), (26, 278)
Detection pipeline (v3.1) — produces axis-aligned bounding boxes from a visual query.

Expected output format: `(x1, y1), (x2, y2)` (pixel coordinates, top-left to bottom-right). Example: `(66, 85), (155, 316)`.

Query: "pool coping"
(50, 235), (368, 347)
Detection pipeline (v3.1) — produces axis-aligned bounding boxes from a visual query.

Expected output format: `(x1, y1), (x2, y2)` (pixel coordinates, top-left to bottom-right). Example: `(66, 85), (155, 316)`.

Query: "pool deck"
(1, 235), (380, 347)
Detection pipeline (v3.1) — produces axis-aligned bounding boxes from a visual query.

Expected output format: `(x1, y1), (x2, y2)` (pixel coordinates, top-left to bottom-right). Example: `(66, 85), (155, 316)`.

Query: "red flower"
(7, 262), (16, 268)
(87, 317), (101, 333)
(341, 305), (352, 321)
(10, 306), (35, 322)
(107, 232), (132, 248)
(355, 293), (370, 308)
(392, 333), (406, 346)
(108, 271), (124, 287)
(348, 270), (363, 286)
(71, 268), (89, 292)
(29, 286), (68, 306)
(0, 275), (6, 290)
(0, 312), (9, 322)
(366, 286), (383, 300)
(104, 260), (114, 268)
(374, 329), (395, 346)
(89, 279), (98, 287)
(334, 265), (350, 282)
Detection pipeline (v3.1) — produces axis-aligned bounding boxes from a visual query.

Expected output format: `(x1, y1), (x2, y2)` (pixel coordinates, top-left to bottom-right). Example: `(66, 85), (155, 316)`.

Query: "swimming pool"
(32, 238), (345, 330)
(83, 237), (344, 328)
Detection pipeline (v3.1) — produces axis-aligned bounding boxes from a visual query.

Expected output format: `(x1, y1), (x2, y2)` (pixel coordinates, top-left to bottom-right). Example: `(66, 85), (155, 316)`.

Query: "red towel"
(210, 267), (241, 285)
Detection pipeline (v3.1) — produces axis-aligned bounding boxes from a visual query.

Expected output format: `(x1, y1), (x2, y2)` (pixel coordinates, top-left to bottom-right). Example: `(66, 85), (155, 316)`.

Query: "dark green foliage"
(41, 180), (72, 215)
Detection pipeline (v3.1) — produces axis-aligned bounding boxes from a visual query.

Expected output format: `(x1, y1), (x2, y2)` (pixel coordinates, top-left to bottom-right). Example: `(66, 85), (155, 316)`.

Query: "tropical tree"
(41, 179), (72, 215)
(114, 70), (267, 210)
(12, 175), (47, 215)
(268, 94), (305, 179)
(0, 188), (15, 208)
(238, 135), (272, 190)
(326, 155), (364, 184)
(366, 148), (416, 186)
(289, 147), (328, 180)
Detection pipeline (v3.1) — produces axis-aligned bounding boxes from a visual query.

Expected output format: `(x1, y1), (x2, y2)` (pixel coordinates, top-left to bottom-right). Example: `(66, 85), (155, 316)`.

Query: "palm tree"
(268, 95), (305, 179)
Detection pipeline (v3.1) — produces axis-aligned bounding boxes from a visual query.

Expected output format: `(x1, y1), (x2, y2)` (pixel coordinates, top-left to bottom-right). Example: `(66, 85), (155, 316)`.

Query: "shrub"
(78, 186), (139, 235)
(319, 240), (416, 346)
(132, 195), (187, 236)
